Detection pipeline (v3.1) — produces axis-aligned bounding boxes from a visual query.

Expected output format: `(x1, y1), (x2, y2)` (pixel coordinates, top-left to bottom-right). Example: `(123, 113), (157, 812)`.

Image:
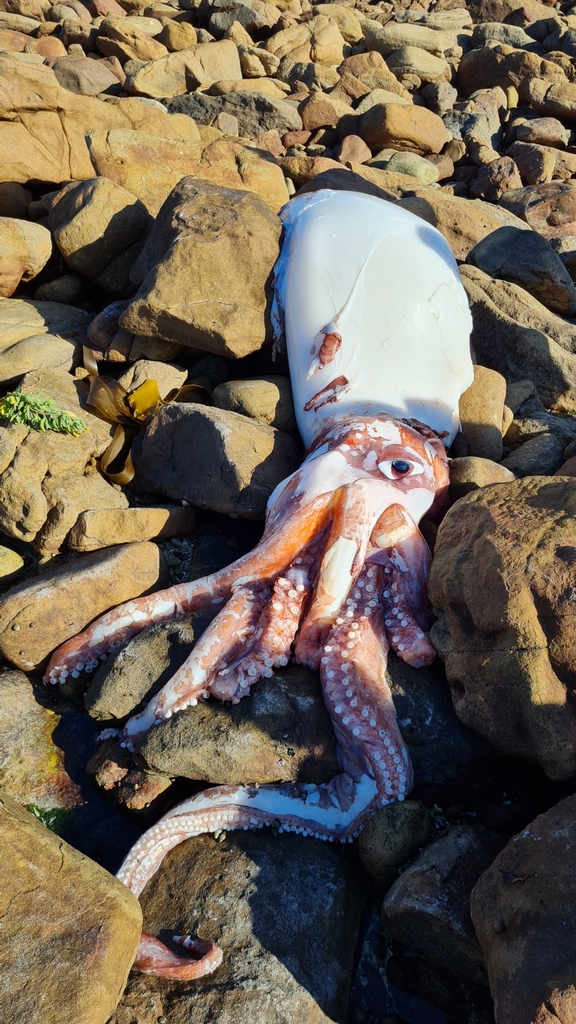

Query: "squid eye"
(378, 459), (424, 480)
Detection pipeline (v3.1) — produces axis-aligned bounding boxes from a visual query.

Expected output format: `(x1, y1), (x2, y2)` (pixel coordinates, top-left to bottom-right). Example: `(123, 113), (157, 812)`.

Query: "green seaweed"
(0, 389), (88, 436)
(26, 803), (72, 834)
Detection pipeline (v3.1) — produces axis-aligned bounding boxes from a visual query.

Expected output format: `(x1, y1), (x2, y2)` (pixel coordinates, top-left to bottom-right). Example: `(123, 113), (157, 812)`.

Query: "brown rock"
(95, 16), (167, 63)
(31, 33), (66, 55)
(0, 296), (90, 382)
(1, 793), (142, 1024)
(449, 456), (516, 498)
(358, 102), (450, 154)
(337, 133), (371, 164)
(516, 115), (570, 149)
(48, 177), (150, 293)
(358, 801), (433, 887)
(382, 823), (504, 984)
(460, 264), (576, 412)
(429, 477), (576, 778)
(458, 47), (565, 98)
(213, 375), (297, 435)
(469, 155), (523, 201)
(122, 178), (281, 357)
(555, 455), (576, 475)
(498, 181), (576, 240)
(505, 139), (555, 185)
(299, 91), (351, 131)
(458, 365), (507, 461)
(86, 737), (174, 818)
(0, 24), (30, 47)
(0, 181), (31, 218)
(0, 669), (82, 810)
(525, 77), (576, 122)
(471, 795), (576, 1024)
(500, 432), (564, 475)
(35, 471), (130, 555)
(279, 154), (343, 187)
(0, 541), (168, 671)
(0, 217), (52, 297)
(397, 190), (530, 260)
(68, 505), (196, 552)
(51, 54), (120, 94)
(87, 132), (289, 215)
(136, 402), (301, 518)
(123, 38), (241, 98)
(156, 17), (196, 50)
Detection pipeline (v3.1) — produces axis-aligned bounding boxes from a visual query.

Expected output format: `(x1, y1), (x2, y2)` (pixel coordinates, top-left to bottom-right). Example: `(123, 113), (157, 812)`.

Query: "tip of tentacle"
(132, 932), (223, 980)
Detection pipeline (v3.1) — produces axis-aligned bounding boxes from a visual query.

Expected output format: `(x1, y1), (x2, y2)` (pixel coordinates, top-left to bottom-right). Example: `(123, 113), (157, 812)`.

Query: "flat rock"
(429, 477), (576, 779)
(87, 130), (289, 216)
(122, 178), (281, 358)
(381, 823), (504, 984)
(69, 504), (197, 552)
(167, 88), (302, 139)
(137, 666), (339, 785)
(0, 296), (90, 383)
(212, 375), (297, 435)
(0, 541), (168, 671)
(0, 669), (82, 812)
(471, 794), (576, 1024)
(135, 403), (301, 518)
(0, 792), (142, 1024)
(109, 829), (363, 1024)
(460, 264), (576, 413)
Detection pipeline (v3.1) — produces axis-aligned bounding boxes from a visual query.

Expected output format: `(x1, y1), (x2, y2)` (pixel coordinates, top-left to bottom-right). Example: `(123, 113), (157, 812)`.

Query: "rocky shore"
(2, 0), (576, 1019)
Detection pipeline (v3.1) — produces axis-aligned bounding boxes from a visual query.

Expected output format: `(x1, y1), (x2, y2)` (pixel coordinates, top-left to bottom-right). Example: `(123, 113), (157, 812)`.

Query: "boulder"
(358, 102), (450, 154)
(500, 432), (564, 476)
(213, 375), (297, 435)
(48, 177), (151, 294)
(397, 191), (530, 260)
(460, 264), (576, 412)
(135, 402), (301, 518)
(167, 88), (302, 140)
(385, 45), (452, 84)
(87, 131), (289, 215)
(429, 477), (576, 779)
(457, 47), (565, 98)
(364, 20), (457, 59)
(449, 457), (516, 498)
(0, 540), (168, 671)
(467, 225), (576, 316)
(458, 365), (507, 461)
(471, 795), (576, 1024)
(0, 296), (90, 383)
(358, 801), (433, 888)
(381, 823), (504, 984)
(121, 178), (282, 358)
(498, 181), (576, 241)
(68, 504), (196, 552)
(124, 37), (241, 98)
(0, 793), (142, 1024)
(51, 54), (119, 94)
(109, 829), (363, 1024)
(469, 155), (523, 202)
(0, 217), (52, 297)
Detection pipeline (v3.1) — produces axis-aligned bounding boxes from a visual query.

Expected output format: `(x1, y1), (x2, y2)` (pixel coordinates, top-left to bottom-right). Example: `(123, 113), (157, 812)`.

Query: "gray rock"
(471, 21), (544, 51)
(110, 829), (364, 1024)
(420, 79), (458, 114)
(167, 89), (302, 139)
(504, 409), (576, 449)
(467, 225), (576, 317)
(138, 665), (339, 785)
(136, 403), (301, 518)
(381, 823), (504, 985)
(500, 432), (564, 475)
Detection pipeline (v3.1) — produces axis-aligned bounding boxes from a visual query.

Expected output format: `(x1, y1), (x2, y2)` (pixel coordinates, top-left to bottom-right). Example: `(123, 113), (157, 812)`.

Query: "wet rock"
(429, 477), (576, 779)
(402, 175), (529, 249)
(1, 792), (142, 1024)
(0, 669), (82, 811)
(47, 177), (150, 295)
(168, 88), (302, 139)
(68, 505), (196, 552)
(471, 794), (576, 1024)
(449, 456), (516, 497)
(136, 403), (301, 518)
(458, 365), (507, 461)
(358, 102), (450, 154)
(110, 829), (363, 1024)
(138, 666), (339, 785)
(0, 297), (90, 383)
(212, 375), (297, 435)
(0, 541), (168, 672)
(500, 432), (564, 475)
(121, 178), (282, 358)
(381, 823), (504, 985)
(0, 216), (52, 297)
(467, 225), (576, 315)
(460, 264), (576, 413)
(358, 801), (433, 888)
